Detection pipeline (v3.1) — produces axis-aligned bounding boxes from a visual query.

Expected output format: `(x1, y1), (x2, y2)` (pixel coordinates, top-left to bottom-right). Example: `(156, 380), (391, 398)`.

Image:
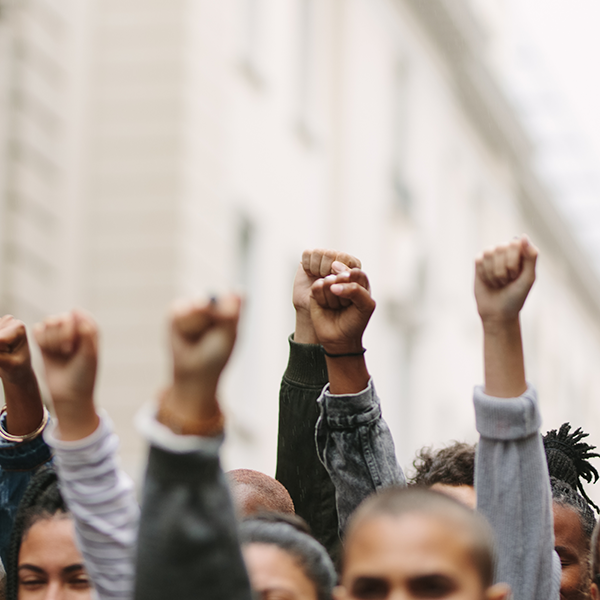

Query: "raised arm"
(134, 295), (252, 600)
(276, 249), (360, 561)
(311, 267), (405, 533)
(473, 236), (560, 600)
(0, 317), (51, 565)
(34, 310), (139, 600)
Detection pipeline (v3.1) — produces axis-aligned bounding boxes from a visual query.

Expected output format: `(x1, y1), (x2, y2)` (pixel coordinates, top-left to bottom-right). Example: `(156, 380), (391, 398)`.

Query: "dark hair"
(411, 442), (475, 487)
(6, 466), (69, 600)
(239, 513), (336, 600)
(346, 486), (495, 588)
(551, 477), (596, 541)
(227, 469), (295, 515)
(544, 423), (600, 512)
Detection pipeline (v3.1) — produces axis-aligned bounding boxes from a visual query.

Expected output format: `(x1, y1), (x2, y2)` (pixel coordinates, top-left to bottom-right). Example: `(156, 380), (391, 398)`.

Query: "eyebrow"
(18, 564), (86, 575)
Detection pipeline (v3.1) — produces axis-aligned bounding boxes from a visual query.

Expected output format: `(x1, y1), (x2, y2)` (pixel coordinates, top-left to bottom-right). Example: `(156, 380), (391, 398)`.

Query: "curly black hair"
(410, 442), (476, 487)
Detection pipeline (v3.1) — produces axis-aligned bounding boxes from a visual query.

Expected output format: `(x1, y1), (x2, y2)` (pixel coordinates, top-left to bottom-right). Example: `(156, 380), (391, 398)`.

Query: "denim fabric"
(0, 415), (52, 567)
(275, 336), (341, 564)
(315, 380), (406, 534)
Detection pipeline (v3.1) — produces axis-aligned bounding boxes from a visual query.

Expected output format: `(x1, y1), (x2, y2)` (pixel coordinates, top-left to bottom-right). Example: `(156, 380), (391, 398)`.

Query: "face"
(430, 485), (477, 510)
(18, 516), (92, 599)
(553, 503), (591, 600)
(243, 542), (318, 600)
(336, 513), (507, 600)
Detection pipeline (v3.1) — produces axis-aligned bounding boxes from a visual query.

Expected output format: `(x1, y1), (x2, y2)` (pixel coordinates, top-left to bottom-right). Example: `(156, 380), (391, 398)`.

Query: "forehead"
(344, 513), (481, 582)
(19, 516), (82, 566)
(553, 503), (587, 553)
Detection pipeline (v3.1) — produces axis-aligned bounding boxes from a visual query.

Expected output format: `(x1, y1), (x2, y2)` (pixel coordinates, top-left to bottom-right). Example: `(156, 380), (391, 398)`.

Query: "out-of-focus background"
(2, 0), (600, 499)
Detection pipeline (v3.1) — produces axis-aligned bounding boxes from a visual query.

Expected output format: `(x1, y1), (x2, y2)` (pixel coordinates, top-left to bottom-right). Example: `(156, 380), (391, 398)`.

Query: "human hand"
(169, 294), (241, 414)
(309, 269), (375, 355)
(34, 310), (99, 440)
(475, 235), (538, 326)
(293, 249), (361, 344)
(0, 316), (35, 383)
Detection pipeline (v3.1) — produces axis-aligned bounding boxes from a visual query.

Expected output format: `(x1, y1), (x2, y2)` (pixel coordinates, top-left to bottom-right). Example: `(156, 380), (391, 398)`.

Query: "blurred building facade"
(1, 0), (600, 494)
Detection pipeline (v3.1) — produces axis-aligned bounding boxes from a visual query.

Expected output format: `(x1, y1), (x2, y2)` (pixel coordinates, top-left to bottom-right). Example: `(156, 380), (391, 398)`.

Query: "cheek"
(560, 563), (585, 592)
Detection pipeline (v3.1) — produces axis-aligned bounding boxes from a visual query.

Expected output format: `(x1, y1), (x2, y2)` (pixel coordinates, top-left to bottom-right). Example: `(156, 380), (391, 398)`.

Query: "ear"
(485, 582), (511, 600)
(591, 582), (600, 600)
(333, 585), (349, 600)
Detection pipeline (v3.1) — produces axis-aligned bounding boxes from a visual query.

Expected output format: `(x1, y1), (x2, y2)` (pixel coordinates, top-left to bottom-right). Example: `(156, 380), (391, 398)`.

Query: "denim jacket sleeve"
(316, 379), (406, 534)
(0, 414), (52, 567)
(275, 336), (340, 563)
(474, 385), (561, 600)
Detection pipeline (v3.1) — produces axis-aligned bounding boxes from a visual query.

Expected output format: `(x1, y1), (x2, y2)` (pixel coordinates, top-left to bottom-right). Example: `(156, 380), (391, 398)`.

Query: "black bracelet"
(321, 347), (366, 358)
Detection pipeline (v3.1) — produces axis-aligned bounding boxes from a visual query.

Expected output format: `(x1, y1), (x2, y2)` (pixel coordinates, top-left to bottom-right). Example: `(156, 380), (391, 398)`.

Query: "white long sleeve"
(44, 415), (140, 600)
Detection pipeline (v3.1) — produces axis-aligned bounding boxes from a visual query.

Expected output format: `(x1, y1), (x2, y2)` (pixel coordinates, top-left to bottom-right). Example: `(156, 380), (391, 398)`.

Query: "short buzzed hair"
(227, 469), (295, 516)
(346, 486), (496, 588)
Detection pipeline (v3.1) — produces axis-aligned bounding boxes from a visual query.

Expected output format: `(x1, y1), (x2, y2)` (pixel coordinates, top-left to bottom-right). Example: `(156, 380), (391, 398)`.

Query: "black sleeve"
(275, 336), (341, 564)
(134, 444), (253, 600)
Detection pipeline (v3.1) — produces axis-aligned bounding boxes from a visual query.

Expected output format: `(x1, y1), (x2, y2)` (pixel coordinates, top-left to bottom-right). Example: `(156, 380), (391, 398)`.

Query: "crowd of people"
(0, 237), (598, 600)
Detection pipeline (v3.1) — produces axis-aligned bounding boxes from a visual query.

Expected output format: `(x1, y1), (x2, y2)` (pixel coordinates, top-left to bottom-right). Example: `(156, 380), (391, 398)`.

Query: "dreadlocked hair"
(5, 465), (68, 600)
(543, 423), (600, 512)
(410, 442), (475, 487)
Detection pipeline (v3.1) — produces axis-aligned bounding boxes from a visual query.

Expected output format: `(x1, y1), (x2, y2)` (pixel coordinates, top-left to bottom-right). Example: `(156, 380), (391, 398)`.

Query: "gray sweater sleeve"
(474, 385), (561, 600)
(316, 380), (406, 534)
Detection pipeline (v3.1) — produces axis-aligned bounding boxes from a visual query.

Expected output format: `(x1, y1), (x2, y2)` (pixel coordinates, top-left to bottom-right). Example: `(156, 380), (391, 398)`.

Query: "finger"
(491, 246), (509, 287)
(505, 239), (522, 280)
(481, 248), (498, 289)
(321, 275), (343, 310)
(308, 249), (324, 277)
(318, 250), (339, 277)
(334, 251), (361, 270)
(329, 282), (376, 316)
(475, 256), (488, 287)
(310, 279), (329, 308)
(33, 322), (47, 351)
(43, 314), (72, 355)
(331, 260), (352, 275)
(170, 298), (215, 339)
(520, 235), (538, 283)
(301, 250), (312, 275)
(212, 294), (243, 325)
(0, 320), (26, 351)
(73, 309), (99, 358)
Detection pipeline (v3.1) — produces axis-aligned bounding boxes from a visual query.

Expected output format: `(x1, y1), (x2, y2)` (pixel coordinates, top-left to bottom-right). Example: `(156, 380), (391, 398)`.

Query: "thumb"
(330, 282), (376, 316)
(73, 310), (99, 359)
(331, 261), (351, 275)
(520, 235), (538, 282)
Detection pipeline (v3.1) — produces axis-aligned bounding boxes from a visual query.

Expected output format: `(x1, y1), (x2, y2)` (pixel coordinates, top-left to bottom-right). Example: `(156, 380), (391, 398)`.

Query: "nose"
(43, 581), (66, 600)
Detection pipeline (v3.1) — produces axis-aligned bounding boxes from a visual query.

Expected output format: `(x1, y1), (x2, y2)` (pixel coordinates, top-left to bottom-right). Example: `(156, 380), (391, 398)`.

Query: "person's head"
(590, 519), (600, 600)
(239, 513), (336, 600)
(6, 466), (92, 600)
(336, 486), (509, 600)
(544, 424), (600, 600)
(552, 478), (596, 600)
(227, 469), (295, 517)
(411, 443), (477, 509)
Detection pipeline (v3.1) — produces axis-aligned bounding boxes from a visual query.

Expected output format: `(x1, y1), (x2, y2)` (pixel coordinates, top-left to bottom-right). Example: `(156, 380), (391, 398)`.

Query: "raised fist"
(34, 310), (98, 406)
(309, 268), (375, 355)
(475, 235), (538, 323)
(0, 316), (34, 382)
(170, 294), (241, 390)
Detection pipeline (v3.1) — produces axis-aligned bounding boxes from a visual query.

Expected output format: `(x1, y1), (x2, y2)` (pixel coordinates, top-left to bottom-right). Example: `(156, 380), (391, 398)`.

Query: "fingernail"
(330, 284), (344, 294)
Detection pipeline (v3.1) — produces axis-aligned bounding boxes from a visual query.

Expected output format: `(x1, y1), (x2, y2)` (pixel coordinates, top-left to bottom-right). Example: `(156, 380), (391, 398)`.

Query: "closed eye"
(350, 577), (390, 599)
(408, 574), (458, 598)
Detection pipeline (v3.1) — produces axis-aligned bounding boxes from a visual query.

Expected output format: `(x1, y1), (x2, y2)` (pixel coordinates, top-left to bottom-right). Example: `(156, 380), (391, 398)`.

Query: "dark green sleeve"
(275, 335), (341, 564)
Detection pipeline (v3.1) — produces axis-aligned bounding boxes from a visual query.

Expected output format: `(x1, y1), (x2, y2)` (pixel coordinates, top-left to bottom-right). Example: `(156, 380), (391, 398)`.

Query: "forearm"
(325, 355), (370, 395)
(276, 336), (340, 561)
(316, 380), (405, 534)
(134, 418), (252, 600)
(474, 386), (560, 600)
(45, 415), (139, 600)
(482, 318), (527, 398)
(2, 369), (44, 435)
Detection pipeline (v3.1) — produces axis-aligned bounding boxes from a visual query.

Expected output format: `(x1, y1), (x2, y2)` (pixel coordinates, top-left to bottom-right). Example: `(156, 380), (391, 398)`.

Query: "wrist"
(294, 311), (319, 344)
(0, 363), (35, 385)
(54, 401), (100, 441)
(480, 316), (520, 334)
(321, 339), (364, 356)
